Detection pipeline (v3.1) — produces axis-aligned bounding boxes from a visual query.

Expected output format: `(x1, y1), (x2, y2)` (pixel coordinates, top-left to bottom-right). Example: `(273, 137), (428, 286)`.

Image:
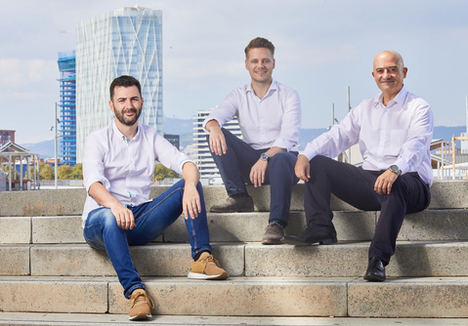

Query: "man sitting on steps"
(204, 37), (301, 245)
(82, 75), (227, 321)
(283, 50), (433, 283)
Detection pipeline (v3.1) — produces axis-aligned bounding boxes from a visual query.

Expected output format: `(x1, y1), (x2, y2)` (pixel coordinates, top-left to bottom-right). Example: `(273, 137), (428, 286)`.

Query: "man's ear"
(402, 67), (408, 78)
(109, 99), (115, 114)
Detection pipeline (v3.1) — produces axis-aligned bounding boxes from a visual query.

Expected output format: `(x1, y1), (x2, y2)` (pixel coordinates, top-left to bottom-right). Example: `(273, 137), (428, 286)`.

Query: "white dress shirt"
(203, 80), (301, 151)
(81, 122), (191, 226)
(301, 87), (434, 185)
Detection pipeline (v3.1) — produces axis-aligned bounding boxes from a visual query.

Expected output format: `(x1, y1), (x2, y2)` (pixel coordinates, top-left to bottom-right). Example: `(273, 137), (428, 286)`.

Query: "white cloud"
(0, 58), (58, 91)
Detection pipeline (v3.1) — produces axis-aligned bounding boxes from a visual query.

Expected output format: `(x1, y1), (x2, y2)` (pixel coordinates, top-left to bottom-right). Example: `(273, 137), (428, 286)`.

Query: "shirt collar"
(111, 120), (140, 143)
(375, 86), (408, 108)
(246, 80), (278, 97)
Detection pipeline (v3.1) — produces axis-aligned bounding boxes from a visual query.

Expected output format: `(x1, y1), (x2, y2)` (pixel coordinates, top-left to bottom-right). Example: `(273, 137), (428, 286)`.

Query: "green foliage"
(57, 165), (73, 180)
(39, 163), (54, 180)
(154, 162), (179, 181)
(71, 163), (83, 179)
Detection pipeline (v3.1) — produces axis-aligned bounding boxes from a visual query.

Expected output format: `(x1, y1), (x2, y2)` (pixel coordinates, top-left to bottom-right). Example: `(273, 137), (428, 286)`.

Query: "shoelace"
(201, 254), (219, 266)
(131, 291), (155, 309)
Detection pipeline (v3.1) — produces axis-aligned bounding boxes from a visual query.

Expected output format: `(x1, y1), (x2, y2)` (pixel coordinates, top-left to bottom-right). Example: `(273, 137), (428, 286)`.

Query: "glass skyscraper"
(57, 51), (77, 165)
(76, 7), (163, 161)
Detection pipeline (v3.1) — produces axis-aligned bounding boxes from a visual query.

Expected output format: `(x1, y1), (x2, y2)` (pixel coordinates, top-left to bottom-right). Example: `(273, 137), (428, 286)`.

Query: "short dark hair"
(244, 37), (275, 57)
(110, 75), (142, 100)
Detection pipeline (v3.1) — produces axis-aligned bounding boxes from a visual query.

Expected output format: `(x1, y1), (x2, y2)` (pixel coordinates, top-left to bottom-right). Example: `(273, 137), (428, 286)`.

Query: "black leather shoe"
(281, 228), (337, 246)
(364, 257), (386, 282)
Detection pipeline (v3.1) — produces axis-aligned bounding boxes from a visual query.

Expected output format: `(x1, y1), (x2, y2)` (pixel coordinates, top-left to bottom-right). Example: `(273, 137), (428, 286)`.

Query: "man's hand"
(374, 169), (399, 195)
(295, 154), (310, 182)
(110, 203), (135, 230)
(206, 120), (227, 156)
(249, 159), (268, 187)
(183, 183), (201, 219)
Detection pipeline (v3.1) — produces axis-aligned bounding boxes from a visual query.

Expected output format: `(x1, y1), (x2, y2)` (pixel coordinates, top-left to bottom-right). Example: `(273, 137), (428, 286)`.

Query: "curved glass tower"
(76, 7), (163, 161)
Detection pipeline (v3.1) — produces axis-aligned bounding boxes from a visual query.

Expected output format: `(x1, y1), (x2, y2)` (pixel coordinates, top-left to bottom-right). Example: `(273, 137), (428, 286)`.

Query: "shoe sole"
(281, 238), (337, 246)
(129, 313), (152, 321)
(187, 272), (228, 280)
(209, 208), (254, 213)
(261, 239), (283, 245)
(363, 275), (385, 282)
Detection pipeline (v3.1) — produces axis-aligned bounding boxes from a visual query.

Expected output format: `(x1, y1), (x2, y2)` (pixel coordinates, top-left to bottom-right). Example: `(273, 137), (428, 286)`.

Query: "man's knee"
(269, 152), (296, 170)
(309, 155), (332, 170)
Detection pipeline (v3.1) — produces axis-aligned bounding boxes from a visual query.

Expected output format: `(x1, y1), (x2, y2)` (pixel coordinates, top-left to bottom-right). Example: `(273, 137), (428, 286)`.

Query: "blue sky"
(1, 0), (467, 143)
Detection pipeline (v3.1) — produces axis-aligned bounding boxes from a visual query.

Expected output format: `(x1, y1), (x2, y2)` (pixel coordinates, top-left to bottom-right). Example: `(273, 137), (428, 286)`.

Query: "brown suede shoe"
(188, 252), (228, 280)
(210, 196), (254, 213)
(128, 288), (154, 321)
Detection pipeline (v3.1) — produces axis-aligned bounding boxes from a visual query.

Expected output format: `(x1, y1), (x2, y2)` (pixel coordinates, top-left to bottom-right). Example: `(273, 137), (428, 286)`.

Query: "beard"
(115, 108), (141, 126)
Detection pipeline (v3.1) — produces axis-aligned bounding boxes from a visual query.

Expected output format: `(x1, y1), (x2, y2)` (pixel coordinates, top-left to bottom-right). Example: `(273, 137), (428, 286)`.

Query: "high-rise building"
(76, 7), (163, 161)
(57, 51), (76, 165)
(193, 110), (242, 180)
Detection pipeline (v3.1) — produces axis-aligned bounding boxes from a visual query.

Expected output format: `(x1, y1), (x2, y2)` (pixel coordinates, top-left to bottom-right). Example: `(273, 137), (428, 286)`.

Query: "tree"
(57, 165), (73, 180)
(71, 163), (83, 179)
(39, 163), (54, 180)
(154, 163), (179, 182)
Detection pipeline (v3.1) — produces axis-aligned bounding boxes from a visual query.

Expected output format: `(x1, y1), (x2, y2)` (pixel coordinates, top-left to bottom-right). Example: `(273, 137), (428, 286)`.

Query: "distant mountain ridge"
(20, 118), (466, 159)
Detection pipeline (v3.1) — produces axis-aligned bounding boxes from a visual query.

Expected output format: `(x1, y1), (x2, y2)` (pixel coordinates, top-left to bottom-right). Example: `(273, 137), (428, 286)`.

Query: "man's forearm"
(205, 119), (221, 133)
(88, 182), (123, 209)
(182, 162), (200, 186)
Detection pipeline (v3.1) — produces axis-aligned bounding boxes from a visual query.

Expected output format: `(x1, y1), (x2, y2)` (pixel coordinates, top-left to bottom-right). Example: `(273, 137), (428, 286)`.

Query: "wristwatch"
(260, 152), (270, 162)
(388, 164), (401, 176)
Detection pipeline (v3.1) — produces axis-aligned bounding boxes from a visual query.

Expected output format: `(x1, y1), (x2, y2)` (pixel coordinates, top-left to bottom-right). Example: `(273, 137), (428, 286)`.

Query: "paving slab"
(399, 209), (468, 240)
(1, 313), (467, 326)
(108, 277), (349, 316)
(0, 276), (108, 313)
(0, 246), (29, 275)
(30, 243), (244, 277)
(32, 216), (83, 243)
(348, 277), (468, 317)
(245, 241), (468, 277)
(0, 217), (31, 244)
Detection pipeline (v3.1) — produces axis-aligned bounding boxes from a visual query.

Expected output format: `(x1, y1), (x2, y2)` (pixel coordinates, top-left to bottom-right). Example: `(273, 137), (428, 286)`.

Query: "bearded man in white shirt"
(82, 75), (227, 321)
(283, 51), (433, 282)
(204, 37), (301, 245)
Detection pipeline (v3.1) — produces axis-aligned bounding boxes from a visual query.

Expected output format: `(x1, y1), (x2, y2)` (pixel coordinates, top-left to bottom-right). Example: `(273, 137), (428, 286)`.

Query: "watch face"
(261, 153), (269, 161)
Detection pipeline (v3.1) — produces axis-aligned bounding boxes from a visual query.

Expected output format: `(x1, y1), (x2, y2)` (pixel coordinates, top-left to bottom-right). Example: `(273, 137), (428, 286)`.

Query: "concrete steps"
(2, 209), (468, 245)
(0, 181), (467, 319)
(1, 276), (468, 318)
(2, 241), (468, 278)
(1, 314), (466, 326)
(0, 181), (466, 216)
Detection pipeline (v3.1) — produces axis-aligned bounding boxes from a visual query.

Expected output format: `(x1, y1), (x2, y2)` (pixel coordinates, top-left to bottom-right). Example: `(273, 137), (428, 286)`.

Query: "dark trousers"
(305, 155), (431, 265)
(209, 128), (299, 226)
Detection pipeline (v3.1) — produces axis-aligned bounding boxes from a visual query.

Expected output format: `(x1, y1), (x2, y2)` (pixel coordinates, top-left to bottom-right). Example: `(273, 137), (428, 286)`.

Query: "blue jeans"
(209, 128), (299, 226)
(83, 179), (212, 298)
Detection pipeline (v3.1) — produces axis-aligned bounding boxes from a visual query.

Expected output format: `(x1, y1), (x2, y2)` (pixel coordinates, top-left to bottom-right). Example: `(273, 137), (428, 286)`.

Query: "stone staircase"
(1, 181), (468, 323)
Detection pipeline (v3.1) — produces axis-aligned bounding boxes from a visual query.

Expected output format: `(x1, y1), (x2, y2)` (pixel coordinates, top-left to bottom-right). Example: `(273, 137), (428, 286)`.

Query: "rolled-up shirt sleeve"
(301, 106), (361, 160)
(154, 134), (192, 174)
(202, 90), (239, 131)
(393, 103), (433, 175)
(82, 134), (111, 193)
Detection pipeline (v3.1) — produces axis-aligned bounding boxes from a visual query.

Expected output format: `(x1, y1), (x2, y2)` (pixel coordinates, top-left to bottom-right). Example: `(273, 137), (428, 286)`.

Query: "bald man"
(283, 51), (433, 282)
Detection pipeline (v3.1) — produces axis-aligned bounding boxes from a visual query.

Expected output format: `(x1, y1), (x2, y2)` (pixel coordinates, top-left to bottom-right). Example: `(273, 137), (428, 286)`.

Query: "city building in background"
(0, 130), (15, 146)
(164, 133), (180, 150)
(57, 51), (77, 165)
(192, 109), (241, 182)
(76, 6), (163, 161)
